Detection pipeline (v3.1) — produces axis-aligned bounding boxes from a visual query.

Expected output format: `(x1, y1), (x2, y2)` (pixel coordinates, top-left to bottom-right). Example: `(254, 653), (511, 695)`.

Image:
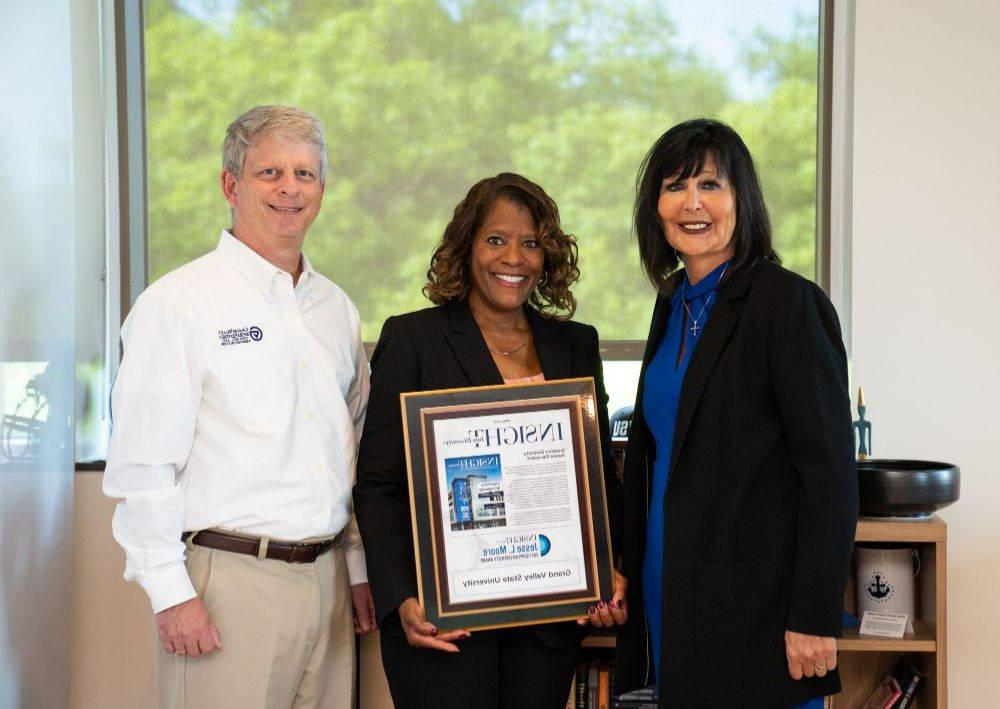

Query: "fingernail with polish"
(430, 628), (438, 636)
(588, 606), (597, 615)
(598, 601), (607, 609)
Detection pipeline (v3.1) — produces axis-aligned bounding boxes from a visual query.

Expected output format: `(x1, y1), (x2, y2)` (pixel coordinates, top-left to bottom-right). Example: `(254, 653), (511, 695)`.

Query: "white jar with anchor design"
(856, 543), (920, 633)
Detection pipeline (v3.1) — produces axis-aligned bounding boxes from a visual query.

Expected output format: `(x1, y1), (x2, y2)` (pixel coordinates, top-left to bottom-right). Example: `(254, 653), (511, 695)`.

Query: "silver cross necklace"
(682, 262), (729, 337)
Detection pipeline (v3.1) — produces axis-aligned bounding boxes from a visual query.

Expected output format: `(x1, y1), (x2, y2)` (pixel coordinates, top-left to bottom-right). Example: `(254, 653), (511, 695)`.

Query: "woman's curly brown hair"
(423, 173), (580, 319)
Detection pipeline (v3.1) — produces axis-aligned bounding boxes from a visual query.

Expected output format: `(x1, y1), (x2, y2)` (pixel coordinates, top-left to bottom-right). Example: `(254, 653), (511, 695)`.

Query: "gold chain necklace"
(486, 340), (529, 356)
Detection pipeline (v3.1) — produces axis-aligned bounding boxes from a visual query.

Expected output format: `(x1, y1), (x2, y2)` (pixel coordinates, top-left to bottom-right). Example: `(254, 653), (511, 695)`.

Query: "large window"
(144, 0), (823, 409)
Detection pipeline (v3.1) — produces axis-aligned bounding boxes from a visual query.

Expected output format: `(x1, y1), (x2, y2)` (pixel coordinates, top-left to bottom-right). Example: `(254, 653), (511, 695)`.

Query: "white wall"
(851, 1), (1000, 705)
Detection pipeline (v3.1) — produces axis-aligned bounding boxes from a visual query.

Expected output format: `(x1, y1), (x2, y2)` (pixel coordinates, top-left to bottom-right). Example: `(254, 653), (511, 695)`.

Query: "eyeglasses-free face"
(658, 157), (737, 279)
(466, 198), (545, 317)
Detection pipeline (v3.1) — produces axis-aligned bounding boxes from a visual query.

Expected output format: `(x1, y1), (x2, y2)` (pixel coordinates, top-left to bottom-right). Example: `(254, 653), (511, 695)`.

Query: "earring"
(538, 272), (549, 287)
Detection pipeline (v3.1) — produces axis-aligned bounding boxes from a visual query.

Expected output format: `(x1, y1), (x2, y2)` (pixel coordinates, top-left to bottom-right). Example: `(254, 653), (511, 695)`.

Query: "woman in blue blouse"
(615, 120), (857, 708)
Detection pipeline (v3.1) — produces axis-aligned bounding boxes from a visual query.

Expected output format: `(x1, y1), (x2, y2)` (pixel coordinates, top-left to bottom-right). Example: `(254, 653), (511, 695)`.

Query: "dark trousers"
(379, 615), (581, 709)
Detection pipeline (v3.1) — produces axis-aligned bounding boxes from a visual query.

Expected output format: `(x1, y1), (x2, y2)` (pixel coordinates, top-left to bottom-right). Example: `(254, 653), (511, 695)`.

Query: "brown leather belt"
(182, 528), (343, 564)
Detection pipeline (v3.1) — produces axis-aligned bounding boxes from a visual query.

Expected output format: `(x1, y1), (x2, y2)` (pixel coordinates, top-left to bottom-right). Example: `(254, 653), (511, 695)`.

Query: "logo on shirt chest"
(218, 325), (263, 347)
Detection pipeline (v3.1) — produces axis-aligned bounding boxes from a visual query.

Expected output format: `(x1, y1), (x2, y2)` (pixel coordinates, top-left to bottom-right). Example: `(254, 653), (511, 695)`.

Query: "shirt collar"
(217, 230), (313, 293)
(682, 259), (731, 300)
(299, 251), (317, 288)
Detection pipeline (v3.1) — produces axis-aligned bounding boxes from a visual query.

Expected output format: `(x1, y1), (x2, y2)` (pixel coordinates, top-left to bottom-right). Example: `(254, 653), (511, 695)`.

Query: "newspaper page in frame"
(432, 404), (588, 605)
(402, 379), (614, 632)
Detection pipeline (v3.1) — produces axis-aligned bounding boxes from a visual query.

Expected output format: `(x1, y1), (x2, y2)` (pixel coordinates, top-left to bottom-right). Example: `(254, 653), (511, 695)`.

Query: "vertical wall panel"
(852, 1), (1000, 704)
(0, 0), (95, 705)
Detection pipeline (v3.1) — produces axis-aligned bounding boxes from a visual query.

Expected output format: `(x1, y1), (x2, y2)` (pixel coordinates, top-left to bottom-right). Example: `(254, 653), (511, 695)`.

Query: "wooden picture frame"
(400, 377), (615, 631)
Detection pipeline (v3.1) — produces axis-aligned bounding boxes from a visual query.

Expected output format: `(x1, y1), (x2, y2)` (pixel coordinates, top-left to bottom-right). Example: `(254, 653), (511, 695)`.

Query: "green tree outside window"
(146, 0), (819, 341)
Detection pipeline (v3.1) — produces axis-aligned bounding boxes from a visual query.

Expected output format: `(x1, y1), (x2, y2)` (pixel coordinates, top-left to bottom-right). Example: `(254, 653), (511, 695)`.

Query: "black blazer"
(354, 299), (623, 648)
(615, 261), (858, 707)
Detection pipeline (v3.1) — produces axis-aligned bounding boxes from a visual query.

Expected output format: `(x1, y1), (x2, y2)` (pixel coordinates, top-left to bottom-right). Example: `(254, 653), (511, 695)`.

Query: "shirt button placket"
(279, 279), (323, 482)
(288, 283), (328, 488)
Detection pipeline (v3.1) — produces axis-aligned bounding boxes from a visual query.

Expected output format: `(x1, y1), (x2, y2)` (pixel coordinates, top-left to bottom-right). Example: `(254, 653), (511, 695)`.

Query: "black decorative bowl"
(857, 459), (960, 518)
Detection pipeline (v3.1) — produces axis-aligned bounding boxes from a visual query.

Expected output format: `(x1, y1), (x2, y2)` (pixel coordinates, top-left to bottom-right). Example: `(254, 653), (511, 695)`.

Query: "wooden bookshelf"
(838, 618), (936, 652)
(581, 631), (616, 649)
(833, 516), (947, 708)
(855, 517), (947, 544)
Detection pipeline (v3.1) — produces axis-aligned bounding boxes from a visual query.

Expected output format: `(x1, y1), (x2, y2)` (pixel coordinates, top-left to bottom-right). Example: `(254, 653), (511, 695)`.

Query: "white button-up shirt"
(104, 231), (370, 613)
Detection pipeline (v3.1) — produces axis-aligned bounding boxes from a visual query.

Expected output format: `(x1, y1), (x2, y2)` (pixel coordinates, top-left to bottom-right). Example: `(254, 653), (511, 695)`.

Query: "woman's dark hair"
(634, 118), (780, 291)
(424, 172), (580, 318)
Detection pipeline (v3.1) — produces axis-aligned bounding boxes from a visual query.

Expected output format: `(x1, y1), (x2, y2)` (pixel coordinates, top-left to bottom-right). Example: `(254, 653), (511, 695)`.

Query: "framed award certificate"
(400, 377), (615, 632)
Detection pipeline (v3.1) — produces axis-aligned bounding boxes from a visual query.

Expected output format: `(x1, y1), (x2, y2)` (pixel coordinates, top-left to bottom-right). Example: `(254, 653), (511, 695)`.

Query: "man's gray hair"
(223, 105), (328, 183)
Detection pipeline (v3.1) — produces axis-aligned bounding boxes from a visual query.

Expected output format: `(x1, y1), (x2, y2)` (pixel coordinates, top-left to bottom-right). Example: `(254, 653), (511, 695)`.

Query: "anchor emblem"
(866, 573), (893, 601)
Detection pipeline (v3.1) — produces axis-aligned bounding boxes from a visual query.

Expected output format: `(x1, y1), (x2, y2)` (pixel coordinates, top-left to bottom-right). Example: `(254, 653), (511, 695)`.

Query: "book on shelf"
(573, 660), (588, 709)
(569, 655), (621, 709)
(862, 680), (901, 709)
(588, 659), (600, 709)
(597, 664), (610, 709)
(892, 659), (925, 709)
(862, 658), (925, 709)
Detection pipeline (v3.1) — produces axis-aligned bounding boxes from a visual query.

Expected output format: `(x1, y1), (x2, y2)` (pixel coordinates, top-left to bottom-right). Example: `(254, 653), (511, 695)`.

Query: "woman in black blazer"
(614, 120), (858, 708)
(354, 173), (626, 709)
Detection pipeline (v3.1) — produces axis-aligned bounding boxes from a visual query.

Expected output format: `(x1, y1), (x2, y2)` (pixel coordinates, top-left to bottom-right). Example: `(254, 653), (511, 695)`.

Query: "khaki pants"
(156, 542), (354, 709)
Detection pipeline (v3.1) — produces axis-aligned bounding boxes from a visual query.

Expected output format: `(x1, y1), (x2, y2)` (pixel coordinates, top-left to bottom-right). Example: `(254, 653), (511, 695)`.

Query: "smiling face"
(466, 198), (544, 317)
(221, 136), (325, 258)
(658, 157), (737, 273)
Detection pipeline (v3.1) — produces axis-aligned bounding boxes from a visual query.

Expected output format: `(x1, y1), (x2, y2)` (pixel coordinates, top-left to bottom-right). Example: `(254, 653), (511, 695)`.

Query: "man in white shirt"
(104, 105), (376, 709)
